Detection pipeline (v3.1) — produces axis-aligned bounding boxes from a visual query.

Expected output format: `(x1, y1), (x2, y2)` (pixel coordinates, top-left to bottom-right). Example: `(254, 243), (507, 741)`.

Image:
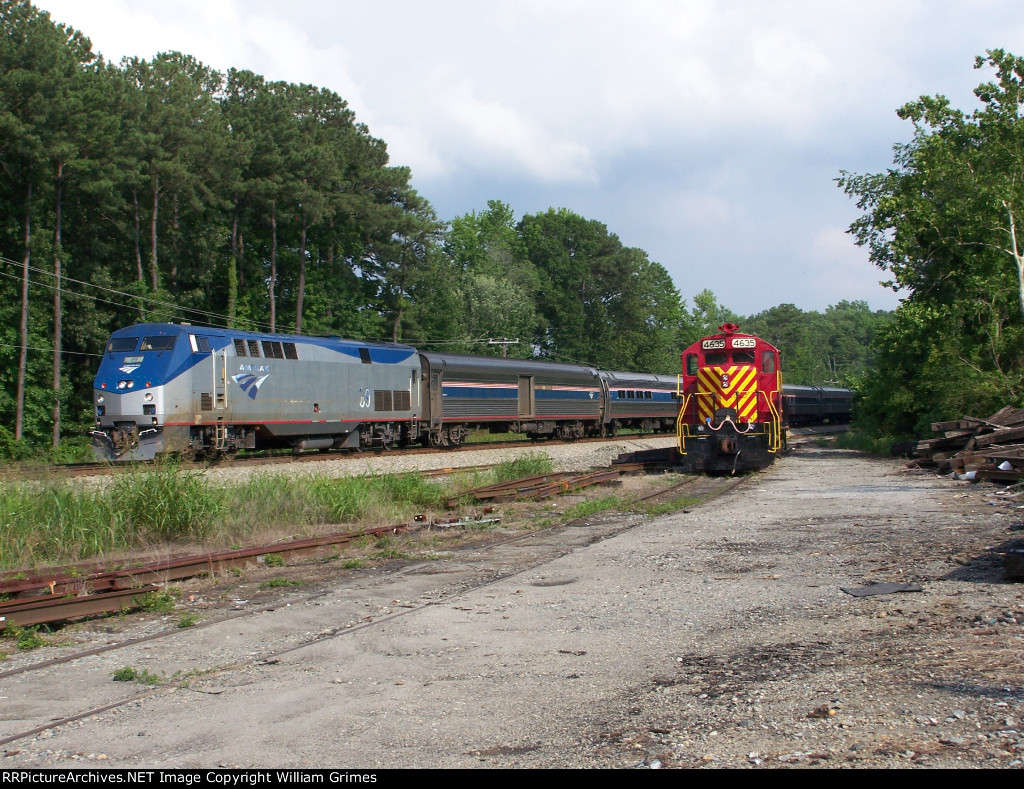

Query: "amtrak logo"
(232, 372), (270, 400)
(119, 365), (140, 374)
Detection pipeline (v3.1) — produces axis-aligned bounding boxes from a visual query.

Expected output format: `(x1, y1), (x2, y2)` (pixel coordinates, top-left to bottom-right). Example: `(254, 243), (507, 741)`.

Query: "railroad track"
(0, 470), (749, 750)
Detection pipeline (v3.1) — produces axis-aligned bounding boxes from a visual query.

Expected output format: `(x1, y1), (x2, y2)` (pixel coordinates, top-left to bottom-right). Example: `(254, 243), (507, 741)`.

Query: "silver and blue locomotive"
(91, 323), (420, 460)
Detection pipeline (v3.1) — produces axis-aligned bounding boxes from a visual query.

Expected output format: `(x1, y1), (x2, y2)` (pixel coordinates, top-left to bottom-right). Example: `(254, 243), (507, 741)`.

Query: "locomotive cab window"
(734, 350), (755, 364)
(705, 352), (728, 366)
(189, 335), (211, 353)
(762, 351), (776, 374)
(140, 336), (176, 351)
(107, 337), (138, 353)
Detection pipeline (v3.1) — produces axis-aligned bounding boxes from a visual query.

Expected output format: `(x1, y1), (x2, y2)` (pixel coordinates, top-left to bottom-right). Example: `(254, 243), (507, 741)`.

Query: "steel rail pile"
(0, 523), (409, 630)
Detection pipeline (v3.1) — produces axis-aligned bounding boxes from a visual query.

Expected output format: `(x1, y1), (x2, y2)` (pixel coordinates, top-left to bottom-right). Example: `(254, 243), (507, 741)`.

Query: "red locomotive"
(676, 324), (784, 472)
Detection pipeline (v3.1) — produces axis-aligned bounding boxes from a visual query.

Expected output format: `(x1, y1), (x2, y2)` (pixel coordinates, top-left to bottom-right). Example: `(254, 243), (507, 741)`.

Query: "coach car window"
(107, 337), (138, 353)
(762, 350), (776, 374)
(140, 336), (176, 351)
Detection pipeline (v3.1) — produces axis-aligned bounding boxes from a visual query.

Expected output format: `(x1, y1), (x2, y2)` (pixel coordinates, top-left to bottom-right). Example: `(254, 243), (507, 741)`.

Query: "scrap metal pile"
(908, 405), (1024, 482)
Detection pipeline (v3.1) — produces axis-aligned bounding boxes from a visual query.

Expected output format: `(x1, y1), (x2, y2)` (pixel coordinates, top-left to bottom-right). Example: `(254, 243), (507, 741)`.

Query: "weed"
(370, 547), (414, 561)
(8, 626), (47, 651)
(641, 495), (700, 516)
(258, 577), (302, 589)
(262, 554), (285, 567)
(563, 497), (622, 520)
(341, 558), (364, 570)
(493, 453), (554, 483)
(134, 591), (175, 614)
(177, 613), (198, 628)
(111, 665), (161, 684)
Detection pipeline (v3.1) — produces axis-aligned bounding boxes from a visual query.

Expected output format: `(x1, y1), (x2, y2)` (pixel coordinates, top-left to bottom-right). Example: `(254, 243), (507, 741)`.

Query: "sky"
(32, 0), (1024, 316)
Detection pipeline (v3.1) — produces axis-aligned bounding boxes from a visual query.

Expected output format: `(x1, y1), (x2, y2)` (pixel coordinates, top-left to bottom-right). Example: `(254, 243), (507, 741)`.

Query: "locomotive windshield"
(140, 336), (176, 351)
(107, 337), (138, 353)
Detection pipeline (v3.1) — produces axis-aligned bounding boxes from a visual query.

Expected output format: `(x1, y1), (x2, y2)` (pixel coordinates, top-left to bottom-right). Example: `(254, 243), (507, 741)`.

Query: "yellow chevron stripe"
(695, 364), (760, 423)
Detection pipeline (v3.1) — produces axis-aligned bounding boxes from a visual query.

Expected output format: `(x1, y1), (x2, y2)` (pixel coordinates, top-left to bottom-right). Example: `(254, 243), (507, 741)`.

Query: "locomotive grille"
(374, 390), (393, 411)
(393, 390), (411, 411)
(201, 393), (213, 411)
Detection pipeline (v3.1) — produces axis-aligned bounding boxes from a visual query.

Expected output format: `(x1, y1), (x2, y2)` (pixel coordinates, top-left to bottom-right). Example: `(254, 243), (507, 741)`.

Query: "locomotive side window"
(140, 336), (176, 351)
(193, 336), (211, 353)
(762, 350), (776, 374)
(107, 337), (138, 353)
(686, 355), (698, 375)
(618, 390), (626, 398)
(234, 339), (247, 356)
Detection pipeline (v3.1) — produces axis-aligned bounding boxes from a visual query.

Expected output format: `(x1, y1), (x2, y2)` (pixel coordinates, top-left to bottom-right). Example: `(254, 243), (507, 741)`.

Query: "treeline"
(0, 2), (885, 456)
(841, 49), (1024, 440)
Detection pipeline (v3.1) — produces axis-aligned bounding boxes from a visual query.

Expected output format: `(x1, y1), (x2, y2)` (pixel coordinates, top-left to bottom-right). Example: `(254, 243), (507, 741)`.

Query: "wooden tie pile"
(910, 405), (1024, 482)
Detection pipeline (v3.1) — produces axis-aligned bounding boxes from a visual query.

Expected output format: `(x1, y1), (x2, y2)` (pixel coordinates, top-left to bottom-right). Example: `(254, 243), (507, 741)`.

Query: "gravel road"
(2, 444), (1023, 769)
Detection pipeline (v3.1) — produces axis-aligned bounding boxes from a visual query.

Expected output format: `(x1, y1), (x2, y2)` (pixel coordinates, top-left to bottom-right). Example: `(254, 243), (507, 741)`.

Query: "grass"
(133, 591), (175, 614)
(258, 577), (302, 589)
(640, 495), (701, 517)
(177, 613), (198, 628)
(111, 665), (162, 684)
(833, 427), (902, 456)
(4, 625), (48, 651)
(563, 497), (623, 520)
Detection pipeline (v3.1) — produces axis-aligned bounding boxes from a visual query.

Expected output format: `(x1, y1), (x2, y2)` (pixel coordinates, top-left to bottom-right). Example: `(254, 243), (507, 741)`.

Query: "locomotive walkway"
(1, 446), (1021, 768)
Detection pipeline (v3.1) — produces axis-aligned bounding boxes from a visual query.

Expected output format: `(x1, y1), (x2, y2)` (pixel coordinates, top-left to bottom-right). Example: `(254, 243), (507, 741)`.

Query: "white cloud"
(30, 0), (1023, 313)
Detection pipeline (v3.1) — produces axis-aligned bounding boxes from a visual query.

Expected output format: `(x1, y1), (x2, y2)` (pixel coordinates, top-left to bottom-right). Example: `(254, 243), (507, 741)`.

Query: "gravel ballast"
(2, 444), (1022, 769)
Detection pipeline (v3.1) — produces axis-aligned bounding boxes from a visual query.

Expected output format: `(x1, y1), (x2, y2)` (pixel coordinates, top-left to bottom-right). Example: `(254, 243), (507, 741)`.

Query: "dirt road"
(2, 446), (1022, 768)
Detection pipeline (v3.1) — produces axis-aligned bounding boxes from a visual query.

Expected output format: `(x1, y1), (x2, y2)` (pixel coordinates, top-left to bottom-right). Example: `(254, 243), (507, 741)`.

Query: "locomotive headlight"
(144, 392), (154, 403)
(96, 396), (104, 404)
(117, 380), (134, 390)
